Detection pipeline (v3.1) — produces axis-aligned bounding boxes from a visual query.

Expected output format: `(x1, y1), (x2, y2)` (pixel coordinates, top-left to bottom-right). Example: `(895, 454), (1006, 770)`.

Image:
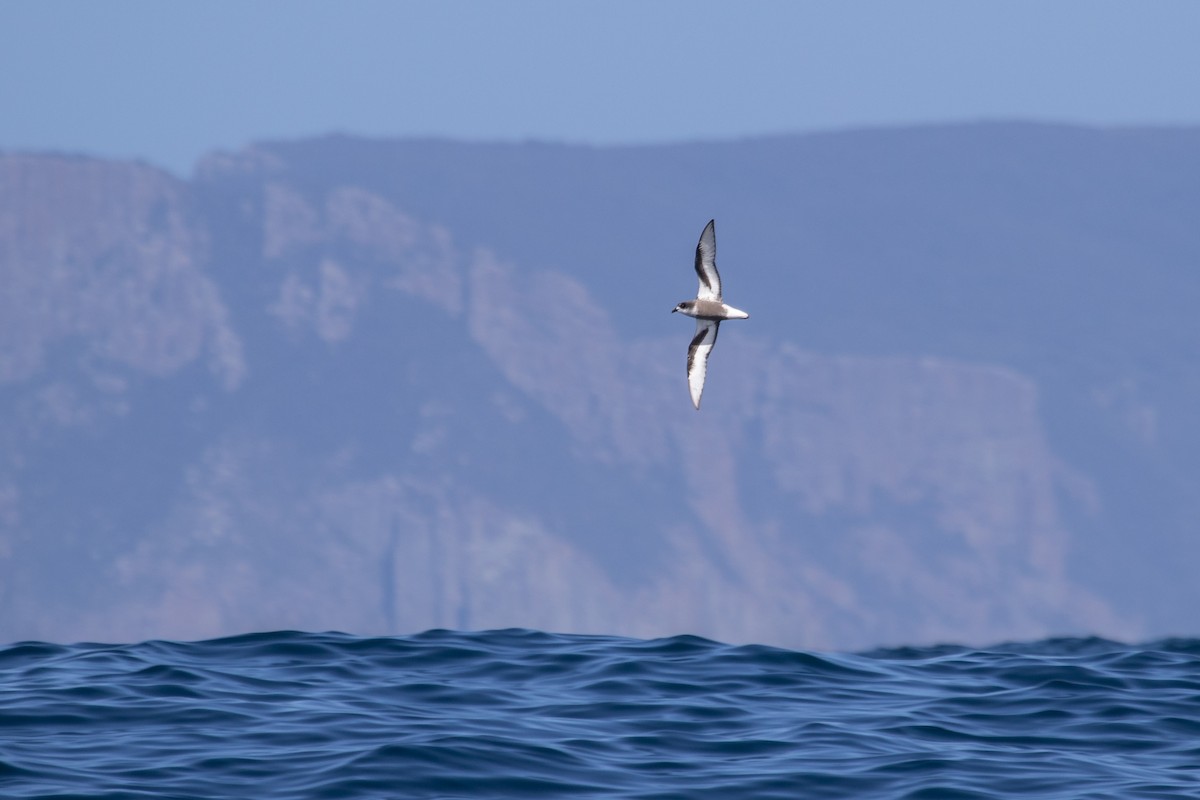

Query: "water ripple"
(2, 631), (1199, 798)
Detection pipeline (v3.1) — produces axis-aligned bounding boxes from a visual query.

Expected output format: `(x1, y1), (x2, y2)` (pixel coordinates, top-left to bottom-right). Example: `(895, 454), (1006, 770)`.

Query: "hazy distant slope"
(0, 155), (244, 621)
(249, 123), (1200, 629)
(2, 123), (1197, 648)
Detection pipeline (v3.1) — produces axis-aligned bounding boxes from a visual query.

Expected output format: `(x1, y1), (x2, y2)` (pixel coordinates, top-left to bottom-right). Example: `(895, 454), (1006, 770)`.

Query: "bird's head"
(672, 301), (692, 314)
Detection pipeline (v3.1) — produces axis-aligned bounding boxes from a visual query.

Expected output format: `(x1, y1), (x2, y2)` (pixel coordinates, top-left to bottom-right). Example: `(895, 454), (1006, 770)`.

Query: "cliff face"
(3, 124), (1195, 649)
(0, 156), (242, 387)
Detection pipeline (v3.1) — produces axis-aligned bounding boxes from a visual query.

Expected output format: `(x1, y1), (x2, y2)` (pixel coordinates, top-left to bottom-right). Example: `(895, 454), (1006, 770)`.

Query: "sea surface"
(2, 630), (1199, 799)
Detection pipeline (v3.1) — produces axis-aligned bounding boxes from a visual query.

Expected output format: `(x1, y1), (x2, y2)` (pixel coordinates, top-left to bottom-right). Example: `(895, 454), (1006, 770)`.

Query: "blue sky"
(4, 1), (1200, 175)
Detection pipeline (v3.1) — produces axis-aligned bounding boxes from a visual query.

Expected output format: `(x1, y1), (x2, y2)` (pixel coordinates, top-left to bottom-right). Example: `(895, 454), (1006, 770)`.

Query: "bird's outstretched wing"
(686, 319), (720, 409)
(694, 219), (721, 301)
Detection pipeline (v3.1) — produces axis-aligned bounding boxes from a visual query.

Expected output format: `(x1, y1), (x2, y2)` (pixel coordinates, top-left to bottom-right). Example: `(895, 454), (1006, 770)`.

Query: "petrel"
(671, 219), (749, 409)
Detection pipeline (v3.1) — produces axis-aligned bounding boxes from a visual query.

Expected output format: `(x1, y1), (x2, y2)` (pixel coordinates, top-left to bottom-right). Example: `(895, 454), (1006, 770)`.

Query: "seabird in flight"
(671, 219), (749, 409)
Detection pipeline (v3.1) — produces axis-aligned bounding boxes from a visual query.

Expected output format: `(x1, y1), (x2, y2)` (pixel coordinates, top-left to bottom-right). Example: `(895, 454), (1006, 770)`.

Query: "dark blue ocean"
(3, 630), (1199, 799)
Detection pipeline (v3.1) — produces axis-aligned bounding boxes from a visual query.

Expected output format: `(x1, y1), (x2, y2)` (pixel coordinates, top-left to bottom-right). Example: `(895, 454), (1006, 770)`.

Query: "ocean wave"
(3, 630), (1199, 798)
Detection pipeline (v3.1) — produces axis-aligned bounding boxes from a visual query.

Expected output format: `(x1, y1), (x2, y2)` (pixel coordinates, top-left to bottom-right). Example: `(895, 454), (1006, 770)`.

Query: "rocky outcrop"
(0, 155), (243, 389)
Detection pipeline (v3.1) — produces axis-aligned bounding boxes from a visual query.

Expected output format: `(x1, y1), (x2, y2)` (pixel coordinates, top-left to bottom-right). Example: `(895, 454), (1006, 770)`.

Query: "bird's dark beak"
(670, 307), (677, 313)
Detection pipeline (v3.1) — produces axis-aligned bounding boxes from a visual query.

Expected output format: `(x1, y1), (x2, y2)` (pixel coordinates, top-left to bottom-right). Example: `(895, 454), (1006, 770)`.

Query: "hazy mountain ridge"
(3, 124), (1196, 648)
(0, 155), (243, 388)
